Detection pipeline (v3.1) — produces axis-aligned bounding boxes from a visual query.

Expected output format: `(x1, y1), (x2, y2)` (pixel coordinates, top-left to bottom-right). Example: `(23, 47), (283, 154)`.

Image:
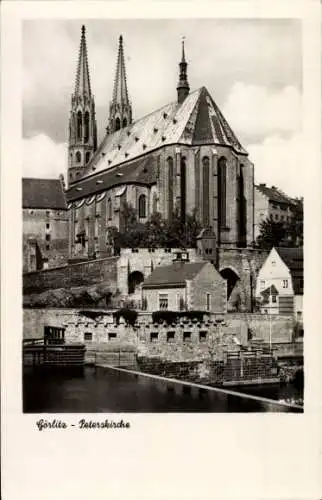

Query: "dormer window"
(163, 112), (168, 119)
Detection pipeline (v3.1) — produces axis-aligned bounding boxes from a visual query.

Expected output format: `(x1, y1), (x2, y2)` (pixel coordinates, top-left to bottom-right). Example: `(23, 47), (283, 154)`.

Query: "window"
(45, 234), (51, 242)
(122, 118), (127, 128)
(84, 332), (92, 342)
(297, 311), (303, 320)
(108, 333), (117, 340)
(76, 151), (81, 163)
(199, 331), (207, 342)
(159, 294), (168, 310)
(282, 280), (288, 288)
(260, 280), (265, 289)
(107, 198), (112, 220)
(46, 223), (50, 229)
(77, 111), (82, 140)
(85, 152), (91, 164)
(84, 111), (90, 143)
(167, 157), (174, 218)
(46, 244), (50, 251)
(115, 117), (121, 131)
(150, 332), (158, 342)
(275, 214), (279, 220)
(202, 157), (210, 226)
(138, 194), (146, 218)
(206, 293), (211, 311)
(272, 295), (277, 303)
(218, 157), (227, 227)
(167, 331), (175, 343)
(183, 332), (191, 342)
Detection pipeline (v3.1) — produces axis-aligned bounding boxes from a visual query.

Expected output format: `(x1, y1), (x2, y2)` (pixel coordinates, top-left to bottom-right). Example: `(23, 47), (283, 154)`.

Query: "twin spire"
(72, 26), (190, 132)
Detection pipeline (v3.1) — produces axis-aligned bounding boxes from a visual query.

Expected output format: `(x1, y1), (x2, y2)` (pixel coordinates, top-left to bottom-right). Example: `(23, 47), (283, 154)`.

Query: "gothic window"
(152, 192), (158, 213)
(218, 156), (227, 228)
(84, 111), (90, 143)
(167, 157), (174, 219)
(77, 111), (82, 140)
(202, 157), (210, 226)
(85, 152), (91, 164)
(237, 164), (247, 247)
(76, 151), (81, 163)
(122, 118), (127, 128)
(180, 157), (186, 223)
(138, 194), (146, 218)
(115, 117), (121, 131)
(107, 197), (112, 220)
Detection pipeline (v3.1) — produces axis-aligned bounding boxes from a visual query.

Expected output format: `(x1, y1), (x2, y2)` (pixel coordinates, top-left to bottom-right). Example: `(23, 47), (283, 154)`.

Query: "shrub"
(113, 308), (138, 327)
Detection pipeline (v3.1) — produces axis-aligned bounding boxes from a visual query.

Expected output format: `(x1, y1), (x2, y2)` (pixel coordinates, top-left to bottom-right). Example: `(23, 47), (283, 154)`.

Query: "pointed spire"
(112, 34), (130, 106)
(108, 35), (132, 133)
(75, 25), (91, 96)
(177, 36), (190, 105)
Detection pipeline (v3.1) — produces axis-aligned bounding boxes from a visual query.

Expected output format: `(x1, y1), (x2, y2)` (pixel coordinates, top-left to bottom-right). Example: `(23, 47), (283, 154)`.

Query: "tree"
(256, 216), (287, 249)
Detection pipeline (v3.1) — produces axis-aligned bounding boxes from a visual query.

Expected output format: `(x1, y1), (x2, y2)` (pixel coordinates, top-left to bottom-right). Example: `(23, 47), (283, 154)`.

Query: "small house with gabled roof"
(142, 252), (227, 313)
(255, 247), (303, 318)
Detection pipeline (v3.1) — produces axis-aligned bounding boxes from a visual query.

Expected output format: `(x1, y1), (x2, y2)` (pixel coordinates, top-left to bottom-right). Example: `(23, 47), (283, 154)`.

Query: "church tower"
(177, 38), (190, 104)
(107, 35), (132, 134)
(68, 25), (97, 185)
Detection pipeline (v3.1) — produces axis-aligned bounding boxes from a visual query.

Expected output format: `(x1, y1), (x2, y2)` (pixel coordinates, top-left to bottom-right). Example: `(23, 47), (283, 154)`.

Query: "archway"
(220, 267), (240, 300)
(128, 270), (144, 295)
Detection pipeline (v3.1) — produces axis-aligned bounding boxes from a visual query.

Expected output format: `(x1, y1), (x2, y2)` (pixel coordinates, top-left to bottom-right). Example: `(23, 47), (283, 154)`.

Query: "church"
(66, 25), (255, 263)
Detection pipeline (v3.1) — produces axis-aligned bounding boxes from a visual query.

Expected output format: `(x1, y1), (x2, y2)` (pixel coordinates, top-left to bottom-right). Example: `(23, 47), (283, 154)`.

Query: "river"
(23, 366), (303, 413)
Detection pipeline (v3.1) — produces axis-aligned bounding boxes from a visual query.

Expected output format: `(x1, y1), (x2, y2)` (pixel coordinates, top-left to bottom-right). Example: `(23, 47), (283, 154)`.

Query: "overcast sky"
(23, 19), (302, 196)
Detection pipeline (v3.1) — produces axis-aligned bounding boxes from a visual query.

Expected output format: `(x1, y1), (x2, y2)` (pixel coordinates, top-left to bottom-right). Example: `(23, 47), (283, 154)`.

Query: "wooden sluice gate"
(23, 326), (85, 369)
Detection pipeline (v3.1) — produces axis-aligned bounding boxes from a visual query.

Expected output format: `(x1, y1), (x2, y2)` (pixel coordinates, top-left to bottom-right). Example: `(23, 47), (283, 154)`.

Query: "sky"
(23, 19), (302, 196)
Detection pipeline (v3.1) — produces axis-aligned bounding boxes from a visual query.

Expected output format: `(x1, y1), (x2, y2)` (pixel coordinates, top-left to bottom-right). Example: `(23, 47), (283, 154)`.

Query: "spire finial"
(177, 36), (189, 104)
(74, 24), (91, 96)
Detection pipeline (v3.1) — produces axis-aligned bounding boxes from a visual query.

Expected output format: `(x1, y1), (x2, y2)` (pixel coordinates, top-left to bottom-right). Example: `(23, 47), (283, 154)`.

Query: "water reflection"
(23, 366), (302, 414)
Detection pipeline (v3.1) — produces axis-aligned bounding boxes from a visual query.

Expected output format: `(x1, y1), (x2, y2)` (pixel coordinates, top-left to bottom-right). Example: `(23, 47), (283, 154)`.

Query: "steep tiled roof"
(67, 155), (157, 201)
(74, 86), (246, 183)
(142, 261), (207, 288)
(256, 185), (296, 205)
(23, 178), (67, 210)
(276, 247), (303, 295)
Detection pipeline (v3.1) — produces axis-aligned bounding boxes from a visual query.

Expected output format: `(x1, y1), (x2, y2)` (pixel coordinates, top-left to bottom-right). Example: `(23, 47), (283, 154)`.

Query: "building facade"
(23, 178), (69, 272)
(142, 253), (227, 313)
(254, 184), (298, 241)
(255, 247), (303, 318)
(66, 27), (255, 262)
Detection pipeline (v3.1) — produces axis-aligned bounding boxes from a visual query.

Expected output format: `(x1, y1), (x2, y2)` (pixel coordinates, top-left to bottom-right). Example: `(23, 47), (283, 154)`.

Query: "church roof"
(67, 155), (157, 201)
(142, 261), (207, 288)
(78, 86), (247, 180)
(23, 178), (67, 210)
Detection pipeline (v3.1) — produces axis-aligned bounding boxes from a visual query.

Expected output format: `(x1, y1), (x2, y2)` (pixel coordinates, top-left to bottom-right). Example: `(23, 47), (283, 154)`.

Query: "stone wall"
(23, 257), (118, 295)
(23, 309), (293, 355)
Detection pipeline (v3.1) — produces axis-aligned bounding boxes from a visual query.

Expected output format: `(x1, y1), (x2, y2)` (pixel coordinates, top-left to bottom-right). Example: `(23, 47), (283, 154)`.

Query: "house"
(142, 252), (227, 313)
(254, 184), (298, 240)
(255, 247), (303, 318)
(23, 177), (69, 272)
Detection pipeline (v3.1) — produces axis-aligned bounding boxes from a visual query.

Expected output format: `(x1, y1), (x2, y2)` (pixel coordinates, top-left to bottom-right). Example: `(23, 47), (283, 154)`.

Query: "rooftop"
(67, 86), (247, 198)
(142, 261), (207, 288)
(256, 184), (297, 206)
(23, 178), (67, 210)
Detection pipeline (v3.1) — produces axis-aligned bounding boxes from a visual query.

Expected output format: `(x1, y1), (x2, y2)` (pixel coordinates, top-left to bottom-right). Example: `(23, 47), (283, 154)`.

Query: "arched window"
(218, 156), (227, 228)
(237, 164), (247, 247)
(202, 157), (210, 226)
(180, 157), (186, 223)
(76, 151), (81, 163)
(107, 197), (112, 220)
(85, 152), (91, 164)
(122, 118), (127, 128)
(84, 111), (90, 143)
(167, 157), (174, 219)
(77, 111), (82, 141)
(115, 117), (121, 131)
(138, 194), (146, 218)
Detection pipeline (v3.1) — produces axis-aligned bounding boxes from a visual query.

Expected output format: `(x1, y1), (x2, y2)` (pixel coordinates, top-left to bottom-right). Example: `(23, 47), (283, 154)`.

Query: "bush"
(113, 308), (138, 327)
(152, 310), (206, 325)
